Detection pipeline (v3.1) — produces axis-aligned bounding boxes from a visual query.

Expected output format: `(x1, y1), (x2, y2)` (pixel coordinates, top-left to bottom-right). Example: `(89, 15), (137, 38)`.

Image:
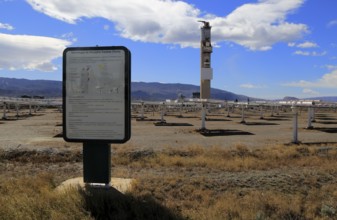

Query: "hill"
(306, 96), (337, 102)
(281, 96), (337, 102)
(131, 82), (251, 101)
(0, 77), (62, 98)
(0, 77), (252, 101)
(1, 77), (335, 102)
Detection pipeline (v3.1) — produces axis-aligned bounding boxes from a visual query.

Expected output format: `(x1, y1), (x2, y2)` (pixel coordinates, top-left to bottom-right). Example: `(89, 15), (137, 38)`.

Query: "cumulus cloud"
(103, 25), (110, 31)
(0, 33), (71, 71)
(297, 41), (318, 48)
(240, 83), (266, 89)
(327, 20), (337, 28)
(284, 69), (337, 88)
(0, 22), (14, 30)
(302, 88), (319, 96)
(294, 50), (327, 56)
(324, 65), (337, 70)
(60, 32), (77, 42)
(210, 0), (308, 50)
(26, 0), (307, 50)
(289, 41), (318, 48)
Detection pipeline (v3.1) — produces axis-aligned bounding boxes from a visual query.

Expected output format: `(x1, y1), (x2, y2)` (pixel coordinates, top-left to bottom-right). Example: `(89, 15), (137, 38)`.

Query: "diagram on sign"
(66, 50), (124, 98)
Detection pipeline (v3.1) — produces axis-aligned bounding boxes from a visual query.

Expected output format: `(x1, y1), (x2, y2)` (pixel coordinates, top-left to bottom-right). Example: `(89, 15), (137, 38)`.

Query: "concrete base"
(57, 177), (134, 194)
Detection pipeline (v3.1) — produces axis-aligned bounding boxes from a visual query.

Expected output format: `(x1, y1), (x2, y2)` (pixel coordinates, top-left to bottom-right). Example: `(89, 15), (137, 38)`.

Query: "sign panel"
(201, 68), (213, 80)
(63, 46), (131, 143)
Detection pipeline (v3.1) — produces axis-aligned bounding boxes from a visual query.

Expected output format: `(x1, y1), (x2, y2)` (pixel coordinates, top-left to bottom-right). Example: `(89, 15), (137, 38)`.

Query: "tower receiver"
(198, 20), (210, 27)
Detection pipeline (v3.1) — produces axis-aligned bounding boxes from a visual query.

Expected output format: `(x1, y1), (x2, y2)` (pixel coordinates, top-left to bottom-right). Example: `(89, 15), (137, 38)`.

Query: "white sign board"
(63, 46), (131, 143)
(201, 68), (213, 80)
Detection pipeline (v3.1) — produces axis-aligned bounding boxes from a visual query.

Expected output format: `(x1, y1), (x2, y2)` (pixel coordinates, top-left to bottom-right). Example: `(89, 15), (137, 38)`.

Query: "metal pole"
(2, 102), (7, 120)
(201, 103), (206, 130)
(83, 142), (111, 185)
(160, 103), (165, 123)
(227, 103), (230, 117)
(260, 106), (264, 119)
(227, 104), (231, 118)
(179, 103), (183, 117)
(307, 107), (313, 129)
(270, 105), (274, 117)
(240, 105), (246, 124)
(15, 104), (19, 118)
(291, 104), (299, 144)
(29, 102), (32, 115)
(140, 102), (144, 119)
(311, 107), (316, 122)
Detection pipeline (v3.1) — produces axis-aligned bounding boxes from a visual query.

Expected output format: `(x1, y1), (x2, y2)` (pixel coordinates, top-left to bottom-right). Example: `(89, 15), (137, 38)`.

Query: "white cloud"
(0, 22), (14, 30)
(26, 0), (307, 50)
(324, 65), (337, 70)
(288, 41), (318, 48)
(61, 32), (77, 42)
(0, 33), (71, 71)
(211, 0), (308, 50)
(288, 42), (296, 47)
(103, 25), (110, 30)
(327, 20), (337, 28)
(294, 50), (310, 56)
(294, 50), (327, 56)
(302, 88), (319, 96)
(240, 83), (266, 89)
(297, 41), (318, 48)
(284, 69), (337, 88)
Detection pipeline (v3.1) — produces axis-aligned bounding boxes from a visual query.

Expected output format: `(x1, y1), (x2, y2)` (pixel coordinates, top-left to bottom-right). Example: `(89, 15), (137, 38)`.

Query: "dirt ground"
(0, 106), (336, 151)
(0, 106), (335, 179)
(1, 106), (337, 218)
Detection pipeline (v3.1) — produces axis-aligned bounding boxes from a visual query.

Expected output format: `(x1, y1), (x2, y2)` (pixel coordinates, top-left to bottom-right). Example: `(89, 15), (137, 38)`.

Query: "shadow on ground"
(136, 118), (163, 122)
(313, 127), (337, 133)
(53, 133), (63, 138)
(197, 129), (254, 137)
(80, 186), (184, 220)
(154, 122), (193, 126)
(262, 117), (289, 121)
(316, 121), (337, 124)
(0, 113), (44, 121)
(205, 118), (231, 122)
(176, 115), (199, 119)
(243, 122), (279, 126)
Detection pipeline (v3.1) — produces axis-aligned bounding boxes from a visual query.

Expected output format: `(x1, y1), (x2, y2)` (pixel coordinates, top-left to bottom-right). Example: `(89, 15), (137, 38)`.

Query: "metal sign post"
(83, 141), (111, 184)
(63, 46), (131, 185)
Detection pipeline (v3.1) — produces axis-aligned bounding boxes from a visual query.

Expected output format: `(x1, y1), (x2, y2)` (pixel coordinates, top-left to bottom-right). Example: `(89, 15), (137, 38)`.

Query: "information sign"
(63, 46), (131, 143)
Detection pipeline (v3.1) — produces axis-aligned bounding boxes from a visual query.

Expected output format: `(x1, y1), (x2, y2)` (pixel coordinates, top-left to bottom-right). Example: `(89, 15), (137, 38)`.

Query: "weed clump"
(0, 174), (90, 220)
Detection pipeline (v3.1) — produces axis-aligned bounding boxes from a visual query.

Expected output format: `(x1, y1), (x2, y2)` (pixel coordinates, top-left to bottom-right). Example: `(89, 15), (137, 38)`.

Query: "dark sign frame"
(63, 46), (131, 143)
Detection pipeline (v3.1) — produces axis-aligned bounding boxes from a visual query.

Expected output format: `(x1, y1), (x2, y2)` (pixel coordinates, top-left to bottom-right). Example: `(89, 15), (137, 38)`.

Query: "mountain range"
(0, 77), (336, 102)
(0, 77), (251, 101)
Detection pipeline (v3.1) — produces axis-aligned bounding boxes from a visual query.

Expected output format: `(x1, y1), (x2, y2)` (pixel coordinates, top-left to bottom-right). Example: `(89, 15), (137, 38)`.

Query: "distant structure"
(192, 92), (200, 99)
(199, 21), (213, 99)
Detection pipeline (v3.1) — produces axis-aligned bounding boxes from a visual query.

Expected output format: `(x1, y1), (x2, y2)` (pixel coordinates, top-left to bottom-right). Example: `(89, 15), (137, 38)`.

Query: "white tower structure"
(199, 21), (213, 99)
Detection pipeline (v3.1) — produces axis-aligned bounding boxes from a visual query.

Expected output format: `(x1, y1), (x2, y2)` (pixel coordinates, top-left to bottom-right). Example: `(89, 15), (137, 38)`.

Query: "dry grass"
(1, 144), (337, 219)
(130, 176), (337, 220)
(112, 144), (337, 172)
(0, 173), (183, 220)
(0, 173), (91, 220)
(113, 144), (337, 219)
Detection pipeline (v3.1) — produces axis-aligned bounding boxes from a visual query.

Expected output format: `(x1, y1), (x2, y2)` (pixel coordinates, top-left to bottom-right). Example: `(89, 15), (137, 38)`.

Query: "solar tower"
(199, 21), (213, 99)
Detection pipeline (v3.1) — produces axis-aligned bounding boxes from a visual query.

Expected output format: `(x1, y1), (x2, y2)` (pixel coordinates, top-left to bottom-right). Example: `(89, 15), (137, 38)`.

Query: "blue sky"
(0, 0), (336, 99)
